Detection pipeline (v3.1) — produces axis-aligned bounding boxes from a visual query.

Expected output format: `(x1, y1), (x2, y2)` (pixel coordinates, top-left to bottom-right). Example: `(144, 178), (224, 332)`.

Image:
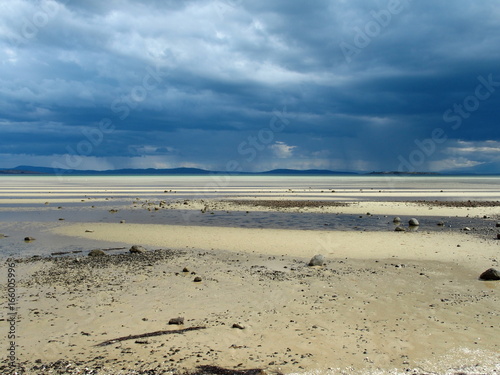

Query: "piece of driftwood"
(95, 326), (206, 347)
(186, 366), (276, 375)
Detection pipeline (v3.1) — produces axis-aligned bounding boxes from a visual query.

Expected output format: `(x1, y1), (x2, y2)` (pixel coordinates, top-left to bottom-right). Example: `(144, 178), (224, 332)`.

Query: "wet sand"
(0, 176), (499, 374)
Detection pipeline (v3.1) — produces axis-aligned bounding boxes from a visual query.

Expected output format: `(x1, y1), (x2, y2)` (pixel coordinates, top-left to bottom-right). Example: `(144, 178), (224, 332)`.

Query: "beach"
(0, 176), (499, 375)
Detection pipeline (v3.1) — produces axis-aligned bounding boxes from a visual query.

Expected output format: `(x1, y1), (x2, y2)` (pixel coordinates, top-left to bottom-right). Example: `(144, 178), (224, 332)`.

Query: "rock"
(393, 217), (401, 223)
(168, 317), (184, 325)
(479, 268), (500, 281)
(496, 222), (500, 228)
(24, 236), (36, 242)
(409, 218), (419, 226)
(135, 339), (150, 344)
(463, 227), (471, 231)
(497, 233), (500, 240)
(85, 230), (94, 233)
(308, 254), (325, 266)
(232, 323), (245, 329)
(88, 249), (106, 257)
(129, 245), (147, 254)
(394, 226), (406, 232)
(437, 221), (445, 226)
(193, 276), (202, 282)
(119, 220), (126, 224)
(182, 267), (190, 273)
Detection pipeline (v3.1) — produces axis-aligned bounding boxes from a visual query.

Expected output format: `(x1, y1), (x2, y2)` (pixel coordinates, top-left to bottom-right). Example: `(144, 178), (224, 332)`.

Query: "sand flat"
(52, 223), (498, 268)
(1, 176), (499, 374)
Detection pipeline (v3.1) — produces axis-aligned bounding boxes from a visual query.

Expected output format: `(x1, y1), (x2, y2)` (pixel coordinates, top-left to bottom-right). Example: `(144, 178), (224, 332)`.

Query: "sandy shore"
(1, 176), (499, 374)
(2, 223), (499, 374)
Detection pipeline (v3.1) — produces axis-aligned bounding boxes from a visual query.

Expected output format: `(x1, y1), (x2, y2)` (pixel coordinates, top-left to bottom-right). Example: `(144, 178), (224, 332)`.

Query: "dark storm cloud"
(1, 0), (499, 172)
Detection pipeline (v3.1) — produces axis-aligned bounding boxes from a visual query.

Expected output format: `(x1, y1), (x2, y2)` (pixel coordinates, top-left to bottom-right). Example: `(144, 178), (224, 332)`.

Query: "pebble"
(393, 217), (401, 223)
(129, 245), (147, 254)
(193, 276), (202, 282)
(232, 323), (245, 329)
(88, 249), (106, 257)
(394, 226), (405, 232)
(308, 254), (325, 266)
(24, 236), (36, 242)
(409, 218), (419, 226)
(168, 317), (184, 325)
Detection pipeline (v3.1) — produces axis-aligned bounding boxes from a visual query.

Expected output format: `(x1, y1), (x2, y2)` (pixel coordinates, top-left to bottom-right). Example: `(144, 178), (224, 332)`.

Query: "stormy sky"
(1, 0), (500, 173)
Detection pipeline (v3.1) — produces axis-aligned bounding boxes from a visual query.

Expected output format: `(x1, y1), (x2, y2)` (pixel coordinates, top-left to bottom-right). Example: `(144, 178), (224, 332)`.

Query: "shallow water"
(1, 175), (499, 258)
(0, 204), (493, 258)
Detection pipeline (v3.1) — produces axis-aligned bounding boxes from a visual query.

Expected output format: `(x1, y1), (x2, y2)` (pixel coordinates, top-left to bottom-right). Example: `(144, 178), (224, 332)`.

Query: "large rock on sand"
(308, 254), (325, 266)
(129, 245), (147, 254)
(479, 268), (500, 280)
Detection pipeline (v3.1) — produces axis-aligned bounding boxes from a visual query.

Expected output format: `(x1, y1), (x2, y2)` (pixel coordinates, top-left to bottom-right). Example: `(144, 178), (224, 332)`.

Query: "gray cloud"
(1, 0), (499, 172)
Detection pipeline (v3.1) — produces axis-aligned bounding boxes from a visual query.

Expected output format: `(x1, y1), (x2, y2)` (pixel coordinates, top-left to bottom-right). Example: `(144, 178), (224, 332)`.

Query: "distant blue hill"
(259, 169), (357, 175)
(1, 165), (358, 176)
(3, 165), (497, 176)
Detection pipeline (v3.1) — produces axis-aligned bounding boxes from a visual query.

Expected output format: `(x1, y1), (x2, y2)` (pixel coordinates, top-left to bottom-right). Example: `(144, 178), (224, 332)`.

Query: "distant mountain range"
(0, 165), (358, 176)
(1, 166), (497, 176)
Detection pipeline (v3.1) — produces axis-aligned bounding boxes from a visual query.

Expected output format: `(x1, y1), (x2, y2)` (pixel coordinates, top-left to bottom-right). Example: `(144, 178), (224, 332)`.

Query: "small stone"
(409, 218), (419, 226)
(193, 276), (202, 282)
(393, 217), (401, 223)
(168, 317), (184, 325)
(119, 220), (126, 224)
(182, 267), (189, 273)
(135, 339), (150, 344)
(88, 249), (106, 257)
(308, 254), (325, 266)
(496, 222), (500, 228)
(479, 268), (500, 281)
(463, 227), (471, 231)
(497, 233), (500, 240)
(129, 245), (147, 254)
(24, 236), (36, 242)
(85, 230), (94, 233)
(58, 218), (65, 221)
(394, 226), (405, 232)
(437, 221), (445, 226)
(232, 323), (245, 330)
